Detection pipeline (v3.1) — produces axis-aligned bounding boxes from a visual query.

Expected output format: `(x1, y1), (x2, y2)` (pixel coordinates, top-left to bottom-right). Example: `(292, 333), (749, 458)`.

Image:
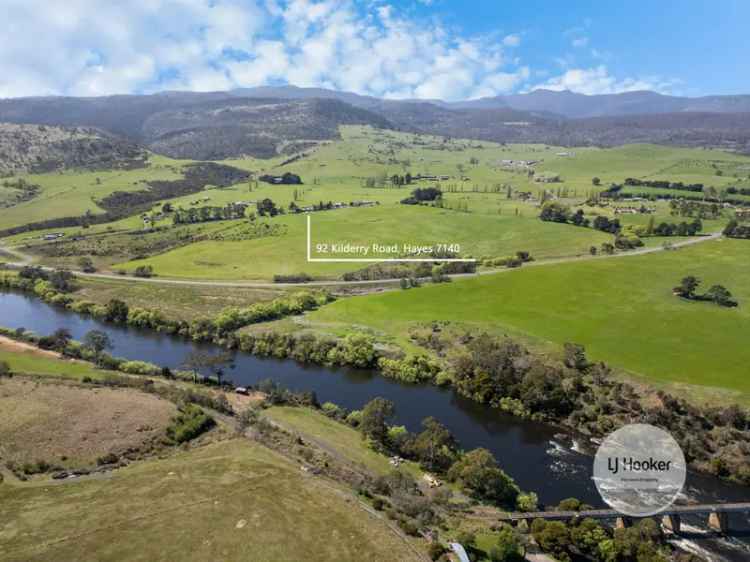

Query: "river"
(1, 291), (748, 560)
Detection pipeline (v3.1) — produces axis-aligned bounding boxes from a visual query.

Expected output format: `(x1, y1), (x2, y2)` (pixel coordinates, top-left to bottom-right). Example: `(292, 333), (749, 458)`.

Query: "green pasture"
(113, 204), (611, 280)
(0, 345), (107, 381)
(310, 238), (750, 402)
(0, 155), (186, 231)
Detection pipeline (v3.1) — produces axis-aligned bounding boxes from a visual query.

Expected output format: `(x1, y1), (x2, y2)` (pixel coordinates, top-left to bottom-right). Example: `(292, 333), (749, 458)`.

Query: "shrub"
(120, 360), (161, 376)
(273, 273), (312, 283)
(97, 452), (119, 466)
(166, 404), (215, 444)
(133, 265), (154, 278)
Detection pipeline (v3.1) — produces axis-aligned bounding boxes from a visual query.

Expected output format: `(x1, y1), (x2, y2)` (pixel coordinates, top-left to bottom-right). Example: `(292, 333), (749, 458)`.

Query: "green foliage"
(212, 291), (330, 334)
(530, 520), (572, 562)
(359, 398), (395, 445)
(515, 491), (538, 511)
(404, 416), (459, 472)
(166, 404), (215, 444)
(377, 354), (441, 383)
(119, 360), (161, 376)
(447, 448), (519, 505)
(488, 526), (524, 562)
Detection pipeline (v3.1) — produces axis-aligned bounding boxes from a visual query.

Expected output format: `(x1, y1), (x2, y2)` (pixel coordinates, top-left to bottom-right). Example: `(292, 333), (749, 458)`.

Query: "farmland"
(309, 238), (750, 404)
(6, 126), (747, 283)
(0, 439), (422, 562)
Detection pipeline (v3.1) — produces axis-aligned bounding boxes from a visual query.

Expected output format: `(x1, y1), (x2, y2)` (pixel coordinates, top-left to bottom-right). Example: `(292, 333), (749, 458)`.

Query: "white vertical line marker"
(306, 214), (311, 263)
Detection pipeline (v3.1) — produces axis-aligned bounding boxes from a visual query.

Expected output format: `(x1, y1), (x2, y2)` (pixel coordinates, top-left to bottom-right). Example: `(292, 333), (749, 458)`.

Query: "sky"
(1, 0), (748, 101)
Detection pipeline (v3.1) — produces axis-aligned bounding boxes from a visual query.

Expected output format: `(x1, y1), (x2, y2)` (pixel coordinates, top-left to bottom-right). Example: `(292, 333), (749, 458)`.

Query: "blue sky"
(1, 0), (748, 99)
(430, 0), (750, 97)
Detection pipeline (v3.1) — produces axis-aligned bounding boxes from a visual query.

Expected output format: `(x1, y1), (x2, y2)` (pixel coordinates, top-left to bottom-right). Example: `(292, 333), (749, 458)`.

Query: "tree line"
(172, 203), (248, 224)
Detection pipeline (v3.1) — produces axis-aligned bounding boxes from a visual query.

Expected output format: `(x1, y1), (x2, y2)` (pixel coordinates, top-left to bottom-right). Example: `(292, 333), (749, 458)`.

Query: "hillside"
(3, 88), (750, 159)
(0, 95), (391, 160)
(0, 123), (146, 175)
(143, 98), (392, 159)
(458, 89), (750, 117)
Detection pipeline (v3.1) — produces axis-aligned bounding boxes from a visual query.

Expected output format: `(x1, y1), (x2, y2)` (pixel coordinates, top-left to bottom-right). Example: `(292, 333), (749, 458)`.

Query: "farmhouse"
(534, 173), (561, 183)
(736, 208), (750, 221)
(259, 172), (303, 185)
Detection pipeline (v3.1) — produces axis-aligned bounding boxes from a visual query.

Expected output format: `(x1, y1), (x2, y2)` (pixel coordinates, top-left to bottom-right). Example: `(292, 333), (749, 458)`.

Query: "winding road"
(0, 232), (724, 289)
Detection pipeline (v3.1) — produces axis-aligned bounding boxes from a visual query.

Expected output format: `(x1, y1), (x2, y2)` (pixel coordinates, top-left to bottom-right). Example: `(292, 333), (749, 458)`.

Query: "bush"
(133, 265), (154, 278)
(97, 452), (119, 466)
(166, 404), (215, 444)
(273, 273), (312, 283)
(0, 360), (11, 378)
(120, 360), (161, 376)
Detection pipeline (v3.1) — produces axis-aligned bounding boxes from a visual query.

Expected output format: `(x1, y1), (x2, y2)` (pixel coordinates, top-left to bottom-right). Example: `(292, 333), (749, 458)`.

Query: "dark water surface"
(2, 291), (748, 559)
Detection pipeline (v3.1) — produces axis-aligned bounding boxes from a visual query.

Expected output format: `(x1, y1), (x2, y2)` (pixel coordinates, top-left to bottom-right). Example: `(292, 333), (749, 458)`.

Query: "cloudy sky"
(1, 0), (748, 100)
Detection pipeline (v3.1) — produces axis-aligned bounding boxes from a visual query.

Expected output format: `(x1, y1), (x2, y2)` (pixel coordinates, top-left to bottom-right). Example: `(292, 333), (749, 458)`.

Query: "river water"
(1, 291), (748, 560)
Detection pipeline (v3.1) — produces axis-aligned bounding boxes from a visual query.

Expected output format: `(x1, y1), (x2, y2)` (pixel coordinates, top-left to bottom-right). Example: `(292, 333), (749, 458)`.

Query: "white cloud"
(571, 36), (588, 48)
(0, 0), (532, 101)
(532, 65), (674, 95)
(502, 34), (521, 47)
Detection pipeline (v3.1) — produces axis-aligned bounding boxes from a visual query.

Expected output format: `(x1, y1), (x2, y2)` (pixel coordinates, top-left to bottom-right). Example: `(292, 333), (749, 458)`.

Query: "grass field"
(0, 339), (110, 381)
(0, 377), (174, 470)
(264, 406), (422, 478)
(0, 155), (187, 231)
(113, 204), (611, 280)
(4, 126), (750, 283)
(73, 278), (286, 321)
(309, 238), (750, 403)
(0, 439), (422, 562)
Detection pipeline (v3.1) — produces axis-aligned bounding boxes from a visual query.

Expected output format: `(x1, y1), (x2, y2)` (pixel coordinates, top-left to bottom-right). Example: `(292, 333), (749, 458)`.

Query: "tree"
(447, 448), (519, 504)
(489, 526), (525, 562)
(516, 491), (538, 511)
(592, 177), (601, 186)
(406, 417), (459, 472)
(49, 269), (75, 292)
(539, 202), (569, 223)
(256, 198), (279, 217)
(83, 330), (113, 356)
(359, 397), (395, 445)
(77, 257), (96, 273)
(181, 350), (233, 385)
(563, 343), (589, 371)
(105, 299), (130, 323)
(705, 284), (738, 307)
(134, 265), (154, 278)
(0, 360), (11, 378)
(675, 275), (700, 298)
(40, 328), (72, 352)
(531, 520), (572, 562)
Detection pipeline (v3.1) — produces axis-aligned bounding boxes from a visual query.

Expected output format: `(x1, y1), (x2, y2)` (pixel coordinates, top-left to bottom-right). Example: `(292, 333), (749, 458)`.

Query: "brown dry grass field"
(0, 439), (424, 562)
(0, 378), (175, 469)
(74, 277), (286, 322)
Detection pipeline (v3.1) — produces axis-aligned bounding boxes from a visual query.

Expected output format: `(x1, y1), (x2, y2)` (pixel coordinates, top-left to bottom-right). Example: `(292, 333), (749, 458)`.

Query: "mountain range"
(1, 86), (749, 164)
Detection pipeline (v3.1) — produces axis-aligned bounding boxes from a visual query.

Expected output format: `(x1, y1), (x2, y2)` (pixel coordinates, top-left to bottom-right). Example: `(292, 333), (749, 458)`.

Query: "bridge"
(499, 503), (750, 534)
